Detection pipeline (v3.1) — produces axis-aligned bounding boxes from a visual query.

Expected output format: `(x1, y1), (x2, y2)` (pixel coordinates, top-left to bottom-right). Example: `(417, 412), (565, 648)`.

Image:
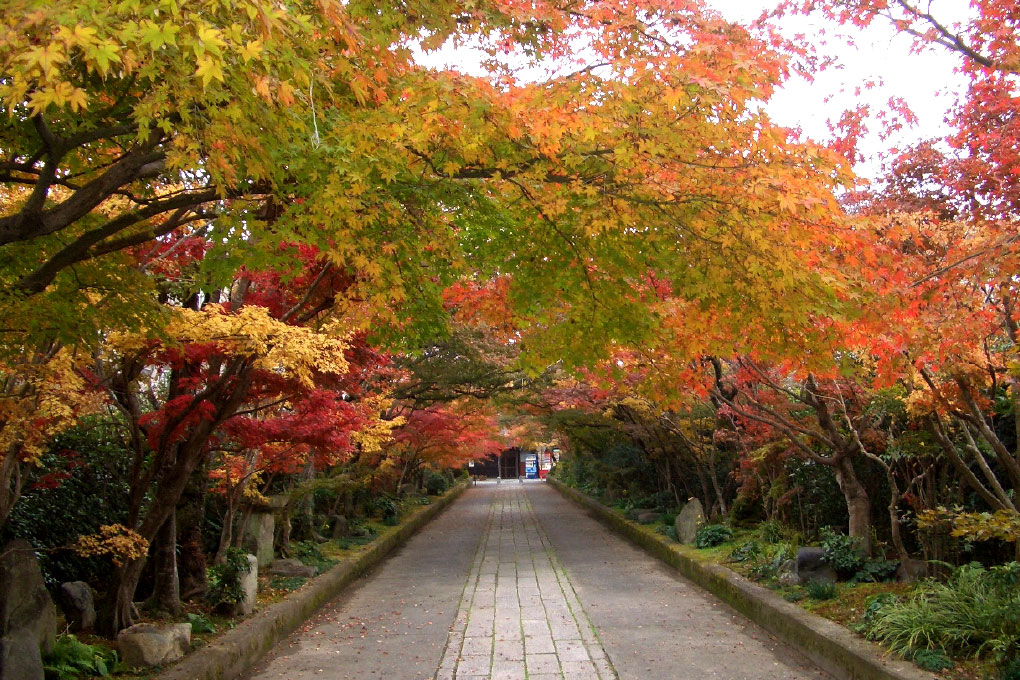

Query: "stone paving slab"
(243, 481), (834, 680)
(242, 487), (490, 680)
(528, 482), (833, 680)
(435, 484), (613, 680)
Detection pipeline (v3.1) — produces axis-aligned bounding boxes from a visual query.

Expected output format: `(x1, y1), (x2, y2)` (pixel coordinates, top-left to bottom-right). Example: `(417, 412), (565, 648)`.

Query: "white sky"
(414, 1), (973, 180)
(707, 1), (970, 179)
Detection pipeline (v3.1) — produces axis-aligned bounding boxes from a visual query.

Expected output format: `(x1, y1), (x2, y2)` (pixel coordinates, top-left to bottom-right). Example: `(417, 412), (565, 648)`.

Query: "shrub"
(1, 419), (133, 588)
(695, 524), (733, 549)
(43, 635), (118, 679)
(866, 562), (1020, 668)
(655, 524), (678, 542)
(729, 541), (762, 563)
(758, 519), (786, 544)
(820, 527), (865, 578)
(187, 612), (216, 634)
(1001, 656), (1020, 680)
(747, 542), (795, 582)
(852, 559), (900, 584)
(806, 580), (837, 601)
(206, 548), (252, 610)
(906, 649), (954, 672)
(373, 495), (400, 525)
(423, 469), (450, 496)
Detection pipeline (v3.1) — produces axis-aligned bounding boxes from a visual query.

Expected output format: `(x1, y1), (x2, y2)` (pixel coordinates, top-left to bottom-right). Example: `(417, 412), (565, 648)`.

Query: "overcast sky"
(706, 1), (970, 178)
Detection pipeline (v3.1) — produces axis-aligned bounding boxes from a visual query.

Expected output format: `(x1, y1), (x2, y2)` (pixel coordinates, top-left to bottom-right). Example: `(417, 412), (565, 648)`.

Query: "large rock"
(117, 622), (191, 668)
(329, 515), (350, 539)
(233, 555), (258, 617)
(675, 498), (705, 545)
(56, 582), (95, 632)
(796, 547), (838, 585)
(268, 559), (316, 579)
(625, 507), (655, 521)
(0, 539), (56, 658)
(242, 512), (275, 568)
(0, 630), (44, 680)
(636, 511), (660, 525)
(776, 559), (799, 586)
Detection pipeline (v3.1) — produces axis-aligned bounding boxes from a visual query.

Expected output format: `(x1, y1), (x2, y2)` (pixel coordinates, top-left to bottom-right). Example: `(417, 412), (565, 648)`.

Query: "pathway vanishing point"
(244, 482), (833, 680)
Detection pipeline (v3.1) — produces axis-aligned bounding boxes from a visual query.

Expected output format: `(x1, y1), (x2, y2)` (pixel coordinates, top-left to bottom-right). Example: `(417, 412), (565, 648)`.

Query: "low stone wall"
(548, 479), (934, 680)
(159, 481), (470, 680)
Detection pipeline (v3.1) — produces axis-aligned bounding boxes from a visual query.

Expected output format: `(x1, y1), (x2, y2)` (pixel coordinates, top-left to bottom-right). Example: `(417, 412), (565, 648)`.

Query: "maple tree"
(378, 403), (501, 491)
(6, 0), (1020, 647)
(85, 237), (402, 631)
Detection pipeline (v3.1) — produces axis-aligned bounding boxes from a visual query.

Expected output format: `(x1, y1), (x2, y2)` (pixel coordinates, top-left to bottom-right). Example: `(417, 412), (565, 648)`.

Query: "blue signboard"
(524, 453), (538, 479)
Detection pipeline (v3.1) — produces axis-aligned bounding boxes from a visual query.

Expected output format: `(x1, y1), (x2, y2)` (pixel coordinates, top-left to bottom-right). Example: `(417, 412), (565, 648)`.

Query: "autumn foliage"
(1, 0), (1019, 652)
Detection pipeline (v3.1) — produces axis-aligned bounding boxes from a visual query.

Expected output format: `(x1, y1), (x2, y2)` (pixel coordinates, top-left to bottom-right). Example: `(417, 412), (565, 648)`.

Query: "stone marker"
(242, 511), (275, 568)
(117, 622), (191, 668)
(795, 547), (838, 585)
(57, 582), (95, 632)
(234, 555), (258, 616)
(0, 539), (56, 680)
(330, 515), (350, 539)
(636, 511), (660, 524)
(268, 559), (317, 578)
(675, 498), (705, 544)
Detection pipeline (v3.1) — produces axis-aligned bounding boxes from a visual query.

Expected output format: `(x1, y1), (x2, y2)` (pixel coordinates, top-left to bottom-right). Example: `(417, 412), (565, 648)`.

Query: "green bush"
(806, 580), (837, 601)
(1, 419), (133, 588)
(820, 527), (865, 578)
(866, 562), (1020, 668)
(187, 612), (216, 634)
(206, 548), (252, 610)
(423, 469), (450, 496)
(44, 635), (118, 679)
(906, 648), (954, 672)
(758, 519), (786, 544)
(695, 524), (733, 549)
(1000, 656), (1020, 680)
(655, 524), (678, 542)
(729, 541), (762, 563)
(372, 495), (400, 525)
(852, 559), (900, 584)
(747, 542), (795, 582)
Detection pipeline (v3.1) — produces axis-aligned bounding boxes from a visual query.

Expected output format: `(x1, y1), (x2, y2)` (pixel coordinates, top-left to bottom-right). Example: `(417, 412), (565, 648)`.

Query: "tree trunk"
(214, 493), (237, 565)
(177, 464), (209, 600)
(833, 454), (873, 556)
(147, 511), (181, 616)
(707, 454), (729, 517)
(98, 556), (147, 636)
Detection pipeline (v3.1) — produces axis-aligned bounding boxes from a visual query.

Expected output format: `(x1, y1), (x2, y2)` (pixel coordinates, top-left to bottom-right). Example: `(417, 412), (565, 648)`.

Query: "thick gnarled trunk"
(833, 454), (873, 556)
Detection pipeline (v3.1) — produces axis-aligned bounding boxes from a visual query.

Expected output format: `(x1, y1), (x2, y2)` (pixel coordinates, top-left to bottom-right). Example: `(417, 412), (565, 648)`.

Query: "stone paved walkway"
(434, 483), (613, 680)
(246, 482), (832, 680)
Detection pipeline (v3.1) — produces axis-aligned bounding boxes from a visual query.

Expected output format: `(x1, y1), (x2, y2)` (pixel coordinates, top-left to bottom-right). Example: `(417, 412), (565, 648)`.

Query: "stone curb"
(158, 481), (471, 680)
(548, 479), (934, 680)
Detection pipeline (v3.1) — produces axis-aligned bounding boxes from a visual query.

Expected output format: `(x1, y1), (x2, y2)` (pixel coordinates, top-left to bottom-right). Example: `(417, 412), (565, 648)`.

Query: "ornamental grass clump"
(864, 562), (1020, 670)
